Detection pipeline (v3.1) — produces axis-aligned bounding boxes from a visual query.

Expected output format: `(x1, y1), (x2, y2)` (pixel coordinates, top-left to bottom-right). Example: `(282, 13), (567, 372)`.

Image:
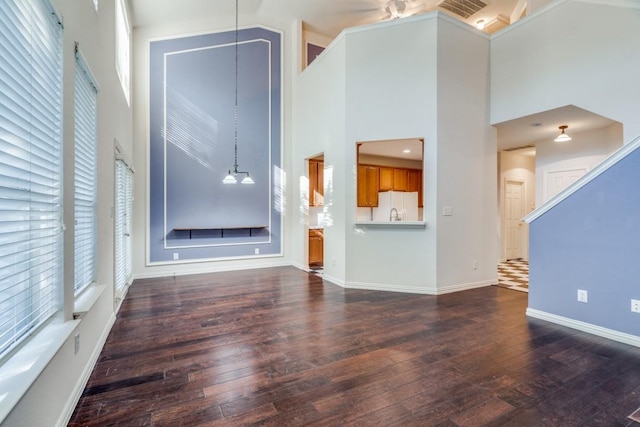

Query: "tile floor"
(496, 259), (529, 293)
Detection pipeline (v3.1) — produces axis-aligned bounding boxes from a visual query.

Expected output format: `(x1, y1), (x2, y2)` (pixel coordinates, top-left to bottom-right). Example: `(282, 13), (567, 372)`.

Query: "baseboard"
(321, 274), (346, 287)
(134, 260), (291, 280)
(435, 279), (496, 295)
(526, 308), (640, 348)
(57, 312), (117, 427)
(345, 281), (438, 294)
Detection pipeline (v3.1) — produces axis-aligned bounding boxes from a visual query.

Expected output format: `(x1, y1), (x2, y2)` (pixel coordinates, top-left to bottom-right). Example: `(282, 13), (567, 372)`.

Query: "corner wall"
(435, 19), (497, 291)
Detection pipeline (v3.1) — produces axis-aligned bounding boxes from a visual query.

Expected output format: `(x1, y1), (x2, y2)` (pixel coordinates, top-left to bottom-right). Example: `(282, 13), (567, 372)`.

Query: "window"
(115, 0), (130, 105)
(74, 46), (98, 295)
(115, 159), (133, 299)
(0, 0), (63, 357)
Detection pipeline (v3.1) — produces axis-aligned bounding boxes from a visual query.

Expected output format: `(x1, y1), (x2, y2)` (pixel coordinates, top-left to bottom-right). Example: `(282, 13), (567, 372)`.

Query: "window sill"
(0, 284), (107, 423)
(0, 319), (79, 423)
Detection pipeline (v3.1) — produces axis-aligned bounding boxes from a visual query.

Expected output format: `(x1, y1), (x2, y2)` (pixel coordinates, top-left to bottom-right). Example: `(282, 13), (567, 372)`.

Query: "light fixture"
(402, 149), (411, 154)
(222, 0), (254, 185)
(554, 125), (572, 142)
(385, 0), (407, 19)
(476, 19), (485, 30)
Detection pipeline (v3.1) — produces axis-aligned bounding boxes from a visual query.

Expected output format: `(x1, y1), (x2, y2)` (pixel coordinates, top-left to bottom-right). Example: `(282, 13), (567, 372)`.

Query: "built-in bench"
(173, 226), (268, 239)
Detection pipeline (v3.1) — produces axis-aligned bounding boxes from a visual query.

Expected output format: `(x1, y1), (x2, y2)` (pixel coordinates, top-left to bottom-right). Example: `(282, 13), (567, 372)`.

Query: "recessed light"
(531, 122), (542, 127)
(403, 149), (411, 154)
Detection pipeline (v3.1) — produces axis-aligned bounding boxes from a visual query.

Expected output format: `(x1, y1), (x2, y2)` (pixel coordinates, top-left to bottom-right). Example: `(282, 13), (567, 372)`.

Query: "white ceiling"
(359, 138), (424, 161)
(129, 0), (520, 38)
(494, 105), (618, 151)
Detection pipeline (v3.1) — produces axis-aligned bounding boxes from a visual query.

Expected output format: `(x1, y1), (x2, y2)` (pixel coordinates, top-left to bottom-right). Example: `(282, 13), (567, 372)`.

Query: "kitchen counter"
(354, 221), (427, 228)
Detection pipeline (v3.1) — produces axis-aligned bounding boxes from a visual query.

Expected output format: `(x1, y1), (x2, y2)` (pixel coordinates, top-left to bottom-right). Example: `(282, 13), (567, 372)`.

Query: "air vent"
(438, 0), (487, 18)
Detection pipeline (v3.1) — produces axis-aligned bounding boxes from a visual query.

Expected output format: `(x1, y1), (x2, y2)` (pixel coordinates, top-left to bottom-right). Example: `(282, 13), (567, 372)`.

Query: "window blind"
(74, 46), (98, 295)
(0, 0), (63, 357)
(115, 159), (132, 298)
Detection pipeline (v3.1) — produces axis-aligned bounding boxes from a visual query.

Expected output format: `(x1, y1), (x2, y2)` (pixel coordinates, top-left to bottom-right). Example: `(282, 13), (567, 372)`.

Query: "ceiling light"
(403, 149), (411, 154)
(223, 0), (254, 185)
(476, 19), (485, 30)
(385, 0), (407, 19)
(554, 125), (572, 142)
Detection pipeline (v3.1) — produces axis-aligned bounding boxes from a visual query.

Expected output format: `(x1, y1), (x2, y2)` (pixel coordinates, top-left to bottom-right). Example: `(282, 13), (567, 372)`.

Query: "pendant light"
(554, 125), (572, 143)
(223, 0), (254, 184)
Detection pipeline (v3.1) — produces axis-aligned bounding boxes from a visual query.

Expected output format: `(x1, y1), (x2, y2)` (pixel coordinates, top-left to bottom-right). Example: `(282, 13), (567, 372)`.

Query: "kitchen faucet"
(390, 208), (400, 221)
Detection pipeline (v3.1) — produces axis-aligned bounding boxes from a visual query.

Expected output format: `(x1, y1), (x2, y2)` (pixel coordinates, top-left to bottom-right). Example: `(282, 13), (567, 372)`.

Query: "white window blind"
(115, 159), (133, 298)
(115, 0), (130, 106)
(0, 0), (63, 357)
(74, 46), (98, 295)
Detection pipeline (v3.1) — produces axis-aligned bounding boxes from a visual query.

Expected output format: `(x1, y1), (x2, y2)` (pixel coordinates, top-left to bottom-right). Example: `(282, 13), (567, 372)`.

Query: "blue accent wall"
(529, 146), (640, 336)
(149, 27), (282, 263)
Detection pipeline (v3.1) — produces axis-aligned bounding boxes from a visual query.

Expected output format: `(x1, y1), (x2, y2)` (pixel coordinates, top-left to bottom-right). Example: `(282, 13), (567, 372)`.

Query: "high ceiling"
(129, 0), (620, 151)
(129, 0), (520, 38)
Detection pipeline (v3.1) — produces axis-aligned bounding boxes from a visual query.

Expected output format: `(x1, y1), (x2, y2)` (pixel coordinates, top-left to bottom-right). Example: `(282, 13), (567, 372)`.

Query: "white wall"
(535, 124), (623, 205)
(291, 35), (347, 281)
(499, 151), (536, 260)
(131, 14), (295, 279)
(435, 19), (497, 291)
(343, 16), (439, 293)
(4, 0), (131, 424)
(491, 0), (640, 143)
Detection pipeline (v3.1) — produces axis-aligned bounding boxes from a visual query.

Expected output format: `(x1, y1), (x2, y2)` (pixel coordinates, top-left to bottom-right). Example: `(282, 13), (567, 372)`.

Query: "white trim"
(57, 313), (116, 427)
(524, 134), (640, 223)
(526, 308), (640, 348)
(340, 279), (494, 295)
(134, 259), (290, 280)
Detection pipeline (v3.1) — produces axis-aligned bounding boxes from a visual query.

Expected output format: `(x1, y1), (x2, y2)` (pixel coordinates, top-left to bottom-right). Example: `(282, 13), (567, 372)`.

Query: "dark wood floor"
(69, 267), (640, 426)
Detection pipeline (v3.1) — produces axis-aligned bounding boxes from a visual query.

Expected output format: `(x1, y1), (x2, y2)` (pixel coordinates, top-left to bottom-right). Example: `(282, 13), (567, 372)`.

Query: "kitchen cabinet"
(379, 167), (410, 191)
(309, 229), (323, 266)
(407, 169), (423, 207)
(393, 169), (408, 191)
(379, 167), (393, 191)
(357, 165), (380, 207)
(309, 160), (324, 206)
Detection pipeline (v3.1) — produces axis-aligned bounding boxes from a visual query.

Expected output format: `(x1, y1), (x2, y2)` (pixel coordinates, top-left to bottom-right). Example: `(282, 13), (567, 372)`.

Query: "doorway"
(307, 154), (324, 272)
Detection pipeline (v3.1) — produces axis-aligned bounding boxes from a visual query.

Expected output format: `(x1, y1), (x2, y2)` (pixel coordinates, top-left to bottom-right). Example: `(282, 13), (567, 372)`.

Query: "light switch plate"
(577, 289), (588, 303)
(443, 207), (453, 216)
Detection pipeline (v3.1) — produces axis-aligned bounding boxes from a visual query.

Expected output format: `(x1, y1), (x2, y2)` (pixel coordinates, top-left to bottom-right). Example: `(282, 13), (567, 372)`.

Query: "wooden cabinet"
(393, 169), (408, 191)
(379, 167), (410, 192)
(357, 165), (380, 207)
(407, 169), (423, 207)
(308, 229), (323, 266)
(309, 160), (324, 206)
(378, 167), (393, 191)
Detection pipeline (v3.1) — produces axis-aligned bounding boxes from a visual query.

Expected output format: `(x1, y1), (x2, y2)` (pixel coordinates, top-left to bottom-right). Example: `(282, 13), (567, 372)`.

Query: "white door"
(505, 180), (525, 260)
(545, 168), (587, 202)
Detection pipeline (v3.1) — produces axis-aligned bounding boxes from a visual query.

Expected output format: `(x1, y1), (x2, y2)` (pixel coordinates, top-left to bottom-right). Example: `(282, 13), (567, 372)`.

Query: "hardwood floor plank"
(69, 267), (640, 426)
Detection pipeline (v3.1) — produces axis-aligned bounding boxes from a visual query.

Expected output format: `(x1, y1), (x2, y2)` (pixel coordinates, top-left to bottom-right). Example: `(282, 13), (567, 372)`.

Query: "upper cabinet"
(309, 159), (324, 206)
(357, 165), (380, 207)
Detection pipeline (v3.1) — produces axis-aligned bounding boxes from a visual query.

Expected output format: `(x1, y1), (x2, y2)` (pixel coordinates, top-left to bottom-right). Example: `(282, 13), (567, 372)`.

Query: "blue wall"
(529, 146), (640, 336)
(149, 27), (282, 263)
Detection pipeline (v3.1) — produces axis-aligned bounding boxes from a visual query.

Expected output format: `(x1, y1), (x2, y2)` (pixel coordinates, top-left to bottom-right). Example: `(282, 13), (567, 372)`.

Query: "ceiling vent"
(438, 0), (487, 19)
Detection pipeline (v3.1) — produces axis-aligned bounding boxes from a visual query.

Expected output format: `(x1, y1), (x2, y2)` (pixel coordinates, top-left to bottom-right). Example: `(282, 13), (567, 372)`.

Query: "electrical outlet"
(472, 260), (478, 270)
(631, 299), (640, 313)
(254, 248), (260, 255)
(74, 333), (80, 355)
(577, 289), (588, 303)
(173, 252), (179, 260)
